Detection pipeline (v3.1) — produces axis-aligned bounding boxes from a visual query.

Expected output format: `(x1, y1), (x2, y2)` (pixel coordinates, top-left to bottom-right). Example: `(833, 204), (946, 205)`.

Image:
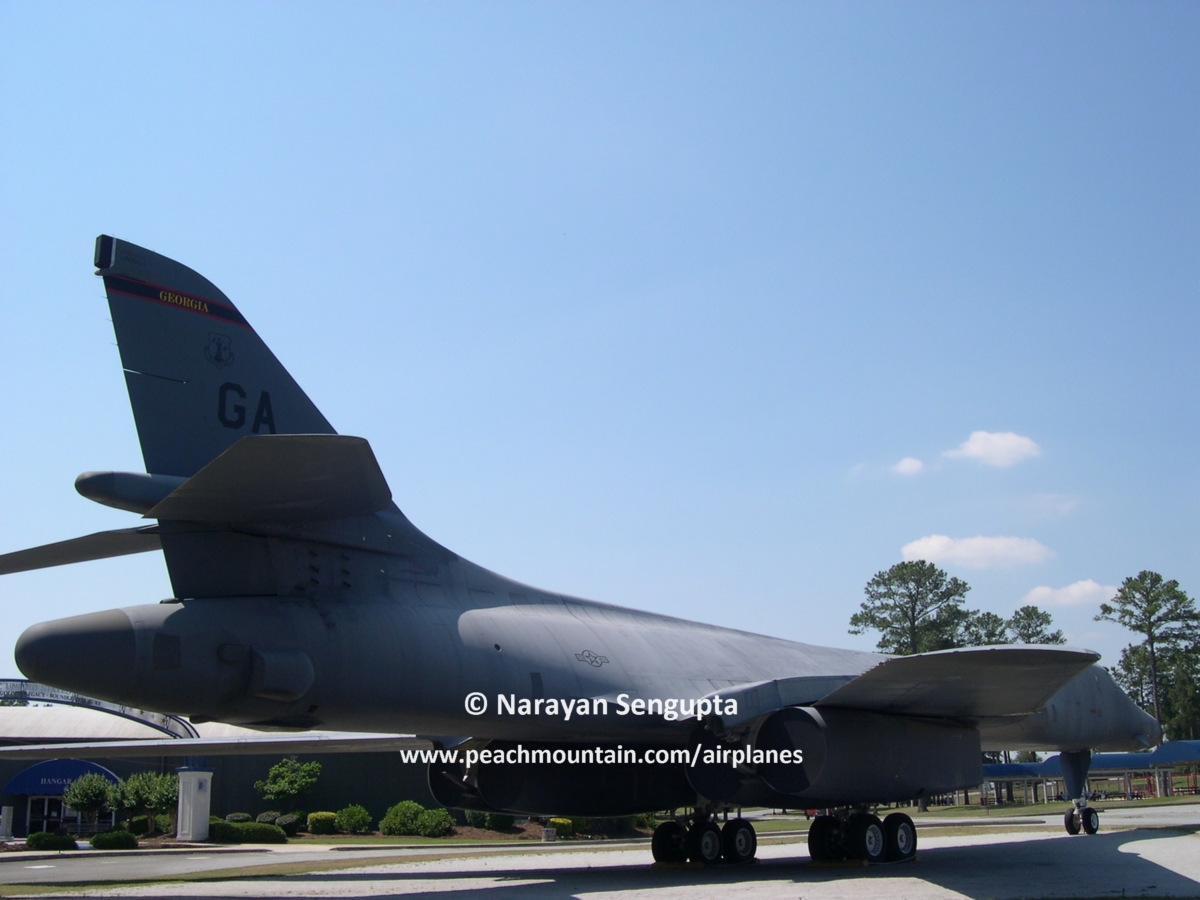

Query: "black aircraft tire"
(850, 813), (886, 864)
(1064, 809), (1081, 835)
(1082, 808), (1100, 835)
(721, 818), (757, 864)
(687, 820), (724, 865)
(883, 812), (917, 861)
(807, 815), (837, 862)
(651, 820), (687, 863)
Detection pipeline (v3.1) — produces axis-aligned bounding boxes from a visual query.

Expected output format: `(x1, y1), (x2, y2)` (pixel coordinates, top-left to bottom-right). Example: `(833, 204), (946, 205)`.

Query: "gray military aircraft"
(2, 237), (1160, 865)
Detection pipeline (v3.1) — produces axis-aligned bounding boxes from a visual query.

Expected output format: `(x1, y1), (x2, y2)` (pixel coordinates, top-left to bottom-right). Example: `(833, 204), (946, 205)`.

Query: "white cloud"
(892, 457), (923, 475)
(944, 431), (1041, 467)
(1023, 580), (1117, 608)
(901, 534), (1054, 568)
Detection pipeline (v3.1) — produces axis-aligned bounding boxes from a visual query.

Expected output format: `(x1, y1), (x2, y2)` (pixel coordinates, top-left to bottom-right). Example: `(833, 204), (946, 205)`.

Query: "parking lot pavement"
(1, 819), (1198, 899)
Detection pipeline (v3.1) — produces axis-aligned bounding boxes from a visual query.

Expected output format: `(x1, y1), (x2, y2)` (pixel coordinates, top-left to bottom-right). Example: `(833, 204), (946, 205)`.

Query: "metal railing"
(0, 680), (199, 740)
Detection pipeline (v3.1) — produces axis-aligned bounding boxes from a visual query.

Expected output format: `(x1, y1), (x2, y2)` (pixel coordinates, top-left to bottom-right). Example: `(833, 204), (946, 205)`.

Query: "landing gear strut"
(1060, 750), (1099, 836)
(808, 810), (917, 863)
(650, 813), (758, 865)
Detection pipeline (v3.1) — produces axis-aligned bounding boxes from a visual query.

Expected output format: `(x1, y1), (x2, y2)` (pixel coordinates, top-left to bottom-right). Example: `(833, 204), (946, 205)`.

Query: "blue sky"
(1, 2), (1196, 677)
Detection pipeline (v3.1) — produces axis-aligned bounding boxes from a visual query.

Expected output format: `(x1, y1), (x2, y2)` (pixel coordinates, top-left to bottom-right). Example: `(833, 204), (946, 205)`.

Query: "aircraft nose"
(15, 609), (137, 700)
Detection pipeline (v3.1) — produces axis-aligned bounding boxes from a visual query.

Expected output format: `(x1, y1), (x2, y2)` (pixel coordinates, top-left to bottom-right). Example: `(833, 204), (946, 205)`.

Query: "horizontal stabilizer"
(0, 732), (431, 760)
(0, 527), (161, 576)
(815, 645), (1100, 718)
(147, 434), (392, 523)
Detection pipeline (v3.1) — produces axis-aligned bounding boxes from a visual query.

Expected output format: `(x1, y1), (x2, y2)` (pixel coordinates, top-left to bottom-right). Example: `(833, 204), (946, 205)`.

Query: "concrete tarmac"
(1, 809), (1197, 899)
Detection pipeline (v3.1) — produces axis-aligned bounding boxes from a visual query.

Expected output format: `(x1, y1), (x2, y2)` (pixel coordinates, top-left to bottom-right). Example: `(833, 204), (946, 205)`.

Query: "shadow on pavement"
(6, 828), (1198, 899)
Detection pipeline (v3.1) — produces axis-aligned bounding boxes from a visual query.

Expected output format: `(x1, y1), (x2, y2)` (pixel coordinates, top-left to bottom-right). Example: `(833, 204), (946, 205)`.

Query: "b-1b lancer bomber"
(2, 237), (1160, 865)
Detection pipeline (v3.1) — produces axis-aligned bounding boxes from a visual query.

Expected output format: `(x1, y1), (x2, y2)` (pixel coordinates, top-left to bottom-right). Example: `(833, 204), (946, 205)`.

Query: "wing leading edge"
(711, 645), (1100, 728)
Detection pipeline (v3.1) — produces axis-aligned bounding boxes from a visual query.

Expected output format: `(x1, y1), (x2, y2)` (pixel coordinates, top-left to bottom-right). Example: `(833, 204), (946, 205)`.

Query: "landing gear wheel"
(807, 815), (837, 862)
(1081, 807), (1099, 835)
(721, 818), (757, 864)
(849, 813), (886, 863)
(1063, 809), (1081, 835)
(687, 820), (724, 865)
(651, 820), (687, 863)
(883, 812), (916, 861)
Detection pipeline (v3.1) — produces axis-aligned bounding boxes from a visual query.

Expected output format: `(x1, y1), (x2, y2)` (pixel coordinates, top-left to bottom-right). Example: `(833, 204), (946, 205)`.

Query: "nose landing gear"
(1064, 800), (1099, 835)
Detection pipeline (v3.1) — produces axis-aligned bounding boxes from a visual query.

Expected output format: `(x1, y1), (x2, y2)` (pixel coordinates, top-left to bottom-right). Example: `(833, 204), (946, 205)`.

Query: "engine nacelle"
(687, 705), (982, 807)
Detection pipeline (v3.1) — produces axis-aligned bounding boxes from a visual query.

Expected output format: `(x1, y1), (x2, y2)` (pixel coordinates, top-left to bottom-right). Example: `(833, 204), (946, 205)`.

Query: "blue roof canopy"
(982, 741), (1200, 780)
(3, 758), (118, 796)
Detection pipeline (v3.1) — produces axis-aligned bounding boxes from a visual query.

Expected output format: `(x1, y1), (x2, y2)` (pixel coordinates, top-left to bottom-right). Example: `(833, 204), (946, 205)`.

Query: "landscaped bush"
(155, 814), (174, 835)
(464, 809), (487, 829)
(416, 808), (455, 837)
(208, 821), (287, 844)
(633, 812), (657, 830)
(548, 817), (574, 837)
(26, 832), (78, 851)
(275, 814), (300, 837)
(485, 813), (515, 831)
(379, 801), (424, 836)
(588, 816), (637, 836)
(91, 830), (138, 850)
(225, 812), (253, 823)
(256, 810), (281, 824)
(307, 811), (337, 835)
(334, 804), (372, 834)
(127, 815), (150, 834)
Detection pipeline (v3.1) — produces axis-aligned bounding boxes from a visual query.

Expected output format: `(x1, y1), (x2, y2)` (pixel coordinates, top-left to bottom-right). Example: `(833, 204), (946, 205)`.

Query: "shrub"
(256, 810), (281, 824)
(588, 816), (637, 835)
(254, 757), (321, 805)
(415, 808), (455, 837)
(334, 804), (372, 834)
(379, 801), (424, 836)
(307, 812), (337, 835)
(485, 813), (515, 831)
(633, 812), (657, 830)
(464, 809), (487, 829)
(208, 821), (287, 844)
(548, 817), (574, 837)
(26, 832), (78, 851)
(275, 814), (300, 837)
(155, 814), (174, 836)
(128, 815), (150, 835)
(225, 812), (252, 823)
(91, 830), (138, 850)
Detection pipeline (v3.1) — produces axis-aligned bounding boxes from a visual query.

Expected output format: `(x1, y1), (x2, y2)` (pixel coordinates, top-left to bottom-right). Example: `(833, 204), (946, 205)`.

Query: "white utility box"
(175, 769), (213, 842)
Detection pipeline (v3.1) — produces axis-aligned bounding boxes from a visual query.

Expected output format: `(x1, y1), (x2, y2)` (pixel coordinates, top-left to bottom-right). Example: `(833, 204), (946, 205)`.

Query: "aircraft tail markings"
(95, 235), (335, 479)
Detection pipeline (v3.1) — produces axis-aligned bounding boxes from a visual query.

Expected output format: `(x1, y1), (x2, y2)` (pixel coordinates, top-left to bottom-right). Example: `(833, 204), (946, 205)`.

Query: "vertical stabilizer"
(95, 236), (335, 477)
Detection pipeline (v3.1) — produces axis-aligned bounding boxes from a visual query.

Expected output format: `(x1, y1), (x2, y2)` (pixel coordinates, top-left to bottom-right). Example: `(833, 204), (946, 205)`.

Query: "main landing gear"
(808, 810), (917, 864)
(651, 814), (757, 865)
(1063, 800), (1100, 836)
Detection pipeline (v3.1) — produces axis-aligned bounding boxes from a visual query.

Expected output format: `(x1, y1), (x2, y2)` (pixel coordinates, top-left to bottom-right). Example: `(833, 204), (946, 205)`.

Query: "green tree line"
(849, 561), (1200, 739)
